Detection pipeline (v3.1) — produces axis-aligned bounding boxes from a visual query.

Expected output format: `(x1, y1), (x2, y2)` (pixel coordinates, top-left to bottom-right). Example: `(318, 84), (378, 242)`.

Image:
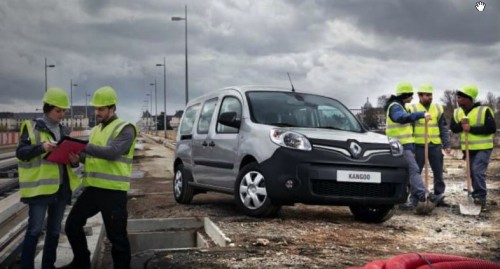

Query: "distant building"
(0, 105), (96, 131)
(139, 110), (184, 132)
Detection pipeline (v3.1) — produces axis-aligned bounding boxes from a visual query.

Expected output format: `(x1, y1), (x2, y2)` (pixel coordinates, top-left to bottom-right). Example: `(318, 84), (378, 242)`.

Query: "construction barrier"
(0, 130), (89, 146)
(0, 132), (19, 145)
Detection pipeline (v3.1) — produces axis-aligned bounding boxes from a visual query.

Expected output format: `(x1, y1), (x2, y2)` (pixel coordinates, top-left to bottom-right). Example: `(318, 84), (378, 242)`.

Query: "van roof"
(186, 85), (301, 106)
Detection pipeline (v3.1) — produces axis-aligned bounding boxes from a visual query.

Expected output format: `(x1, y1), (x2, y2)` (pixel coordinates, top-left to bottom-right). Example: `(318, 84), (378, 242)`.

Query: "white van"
(173, 86), (409, 223)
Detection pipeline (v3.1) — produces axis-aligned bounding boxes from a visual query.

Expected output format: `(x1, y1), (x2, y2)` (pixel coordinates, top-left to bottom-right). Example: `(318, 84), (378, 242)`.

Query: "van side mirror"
(218, 112), (241, 129)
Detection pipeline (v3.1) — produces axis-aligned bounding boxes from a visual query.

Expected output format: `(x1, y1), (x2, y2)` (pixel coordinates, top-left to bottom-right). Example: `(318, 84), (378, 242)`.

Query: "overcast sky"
(1, 0), (499, 123)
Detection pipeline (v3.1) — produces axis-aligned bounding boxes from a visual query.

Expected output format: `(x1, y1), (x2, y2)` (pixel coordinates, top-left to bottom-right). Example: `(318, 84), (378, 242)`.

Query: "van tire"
(234, 162), (281, 217)
(173, 164), (194, 204)
(349, 205), (395, 223)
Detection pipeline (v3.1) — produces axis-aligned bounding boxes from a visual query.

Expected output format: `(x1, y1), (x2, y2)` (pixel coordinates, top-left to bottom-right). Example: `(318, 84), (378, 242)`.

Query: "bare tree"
(377, 95), (389, 108)
(485, 92), (496, 112)
(362, 107), (381, 129)
(440, 90), (457, 124)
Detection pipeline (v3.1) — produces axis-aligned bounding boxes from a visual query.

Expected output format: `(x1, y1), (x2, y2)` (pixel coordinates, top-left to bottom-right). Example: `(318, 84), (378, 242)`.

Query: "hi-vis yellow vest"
(407, 103), (443, 145)
(386, 102), (415, 145)
(83, 119), (137, 191)
(453, 106), (494, 150)
(17, 120), (80, 198)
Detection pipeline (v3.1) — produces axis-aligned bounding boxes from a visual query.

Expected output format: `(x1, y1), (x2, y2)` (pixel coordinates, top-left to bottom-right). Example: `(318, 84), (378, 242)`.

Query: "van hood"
(285, 128), (388, 144)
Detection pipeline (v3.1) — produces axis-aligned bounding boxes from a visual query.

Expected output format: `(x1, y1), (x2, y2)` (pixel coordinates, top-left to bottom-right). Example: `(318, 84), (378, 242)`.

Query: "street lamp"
(143, 99), (150, 131)
(156, 57), (167, 138)
(172, 5), (189, 105)
(146, 93), (153, 132)
(70, 80), (78, 130)
(149, 80), (157, 134)
(44, 58), (55, 92)
(85, 92), (91, 128)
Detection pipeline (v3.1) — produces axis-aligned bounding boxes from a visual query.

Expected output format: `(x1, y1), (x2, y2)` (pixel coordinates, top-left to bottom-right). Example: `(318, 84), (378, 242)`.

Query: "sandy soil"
(124, 133), (500, 268)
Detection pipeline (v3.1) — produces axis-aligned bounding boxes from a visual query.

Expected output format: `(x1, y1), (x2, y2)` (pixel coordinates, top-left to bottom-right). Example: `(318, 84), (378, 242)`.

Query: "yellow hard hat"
(418, 83), (434, 94)
(457, 84), (478, 100)
(91, 86), (118, 106)
(396, 82), (413, 96)
(43, 87), (70, 109)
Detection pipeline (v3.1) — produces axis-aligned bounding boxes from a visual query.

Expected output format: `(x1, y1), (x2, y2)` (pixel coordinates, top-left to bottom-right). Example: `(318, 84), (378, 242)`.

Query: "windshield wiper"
(317, 126), (344, 131)
(268, 123), (298, 127)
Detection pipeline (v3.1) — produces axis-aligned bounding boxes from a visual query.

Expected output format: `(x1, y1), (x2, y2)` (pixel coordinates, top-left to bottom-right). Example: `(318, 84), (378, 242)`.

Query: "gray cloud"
(0, 0), (499, 123)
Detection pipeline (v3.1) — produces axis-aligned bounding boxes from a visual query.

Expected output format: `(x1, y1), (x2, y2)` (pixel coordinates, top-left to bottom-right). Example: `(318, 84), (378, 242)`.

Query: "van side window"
(179, 104), (201, 135)
(217, 96), (242, 133)
(197, 98), (218, 134)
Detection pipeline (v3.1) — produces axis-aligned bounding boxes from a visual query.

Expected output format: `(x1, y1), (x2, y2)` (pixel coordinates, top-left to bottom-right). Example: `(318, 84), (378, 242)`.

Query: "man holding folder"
(60, 86), (138, 269)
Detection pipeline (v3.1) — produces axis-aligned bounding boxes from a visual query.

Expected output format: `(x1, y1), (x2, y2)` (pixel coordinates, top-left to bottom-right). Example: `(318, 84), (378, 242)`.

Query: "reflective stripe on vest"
(83, 119), (137, 191)
(385, 103), (415, 144)
(17, 120), (80, 198)
(453, 106), (494, 150)
(407, 103), (443, 145)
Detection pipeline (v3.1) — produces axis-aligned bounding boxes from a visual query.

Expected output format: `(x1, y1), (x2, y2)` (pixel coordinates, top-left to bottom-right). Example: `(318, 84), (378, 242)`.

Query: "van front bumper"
(259, 147), (409, 206)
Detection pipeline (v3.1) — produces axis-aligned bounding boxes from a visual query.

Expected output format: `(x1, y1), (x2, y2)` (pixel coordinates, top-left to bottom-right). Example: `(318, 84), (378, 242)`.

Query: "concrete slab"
(34, 207), (103, 269)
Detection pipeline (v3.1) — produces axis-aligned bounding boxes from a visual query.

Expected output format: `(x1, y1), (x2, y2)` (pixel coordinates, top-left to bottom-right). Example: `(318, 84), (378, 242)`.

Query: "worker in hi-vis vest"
(16, 87), (80, 269)
(450, 84), (496, 212)
(384, 82), (442, 213)
(407, 84), (450, 207)
(61, 86), (137, 269)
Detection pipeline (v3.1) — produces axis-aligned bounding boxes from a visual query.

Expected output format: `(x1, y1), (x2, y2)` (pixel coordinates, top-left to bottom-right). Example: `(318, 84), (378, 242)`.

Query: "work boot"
(428, 193), (445, 205)
(473, 198), (487, 212)
(398, 200), (417, 211)
(57, 262), (90, 269)
(436, 200), (451, 207)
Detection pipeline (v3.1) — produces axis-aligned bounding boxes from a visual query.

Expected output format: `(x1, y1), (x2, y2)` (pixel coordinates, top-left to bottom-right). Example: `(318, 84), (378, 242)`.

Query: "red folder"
(44, 136), (88, 164)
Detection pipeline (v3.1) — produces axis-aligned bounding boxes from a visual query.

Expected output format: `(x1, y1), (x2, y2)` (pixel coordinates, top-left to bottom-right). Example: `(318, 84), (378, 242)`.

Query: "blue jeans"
(21, 200), (67, 269)
(403, 149), (426, 204)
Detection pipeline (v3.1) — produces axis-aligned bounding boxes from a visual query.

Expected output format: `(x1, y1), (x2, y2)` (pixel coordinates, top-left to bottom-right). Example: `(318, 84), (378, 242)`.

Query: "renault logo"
(349, 141), (362, 158)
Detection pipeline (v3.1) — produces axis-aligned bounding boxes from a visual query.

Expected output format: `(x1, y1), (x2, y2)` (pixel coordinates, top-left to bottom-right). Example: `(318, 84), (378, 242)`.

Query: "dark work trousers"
(415, 144), (445, 195)
(65, 187), (130, 269)
(469, 149), (492, 201)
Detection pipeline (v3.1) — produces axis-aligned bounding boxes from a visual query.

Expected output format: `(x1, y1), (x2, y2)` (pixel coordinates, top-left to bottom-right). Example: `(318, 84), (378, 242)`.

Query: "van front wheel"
(173, 164), (194, 204)
(234, 162), (281, 217)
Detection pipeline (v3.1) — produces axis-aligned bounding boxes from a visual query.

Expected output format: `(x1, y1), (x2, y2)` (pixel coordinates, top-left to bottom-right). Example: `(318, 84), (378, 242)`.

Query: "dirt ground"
(126, 133), (500, 269)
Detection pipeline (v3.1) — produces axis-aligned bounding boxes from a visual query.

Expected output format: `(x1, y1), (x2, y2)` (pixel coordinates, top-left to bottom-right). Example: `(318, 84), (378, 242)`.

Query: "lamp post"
(146, 93), (153, 132)
(85, 92), (91, 128)
(143, 99), (150, 131)
(172, 5), (189, 105)
(149, 80), (157, 135)
(70, 80), (78, 131)
(156, 57), (167, 138)
(44, 58), (55, 92)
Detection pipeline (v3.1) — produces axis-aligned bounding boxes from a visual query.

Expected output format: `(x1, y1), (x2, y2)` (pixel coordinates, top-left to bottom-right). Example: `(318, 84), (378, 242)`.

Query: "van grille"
(311, 180), (396, 198)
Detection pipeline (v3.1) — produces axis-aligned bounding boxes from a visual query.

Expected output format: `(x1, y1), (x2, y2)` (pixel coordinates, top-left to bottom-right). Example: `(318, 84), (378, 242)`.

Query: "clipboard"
(44, 136), (88, 164)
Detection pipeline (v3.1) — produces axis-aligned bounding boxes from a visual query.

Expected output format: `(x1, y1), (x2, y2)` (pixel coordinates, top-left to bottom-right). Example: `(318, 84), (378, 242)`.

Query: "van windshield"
(246, 91), (363, 132)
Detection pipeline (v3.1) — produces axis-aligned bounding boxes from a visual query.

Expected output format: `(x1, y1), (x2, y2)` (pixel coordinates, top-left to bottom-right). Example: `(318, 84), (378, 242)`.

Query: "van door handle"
(208, 141), (215, 147)
(202, 141), (208, 147)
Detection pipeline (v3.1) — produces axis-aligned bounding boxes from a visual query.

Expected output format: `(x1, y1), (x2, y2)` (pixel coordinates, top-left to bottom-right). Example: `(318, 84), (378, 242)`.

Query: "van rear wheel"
(234, 162), (281, 217)
(173, 164), (194, 204)
(349, 205), (395, 223)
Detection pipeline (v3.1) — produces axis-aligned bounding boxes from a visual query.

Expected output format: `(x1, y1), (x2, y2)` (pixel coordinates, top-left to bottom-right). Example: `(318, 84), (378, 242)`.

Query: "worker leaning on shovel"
(450, 84), (496, 212)
(384, 82), (437, 214)
(407, 84), (450, 207)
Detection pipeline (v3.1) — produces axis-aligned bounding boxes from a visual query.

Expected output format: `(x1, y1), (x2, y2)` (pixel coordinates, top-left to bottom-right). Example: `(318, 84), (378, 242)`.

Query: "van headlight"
(388, 137), (403, 157)
(270, 129), (312, 151)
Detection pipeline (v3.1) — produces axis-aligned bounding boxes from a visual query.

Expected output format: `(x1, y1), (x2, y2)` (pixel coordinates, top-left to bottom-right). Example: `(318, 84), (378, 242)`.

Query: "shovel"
(459, 129), (482, 215)
(416, 117), (435, 215)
